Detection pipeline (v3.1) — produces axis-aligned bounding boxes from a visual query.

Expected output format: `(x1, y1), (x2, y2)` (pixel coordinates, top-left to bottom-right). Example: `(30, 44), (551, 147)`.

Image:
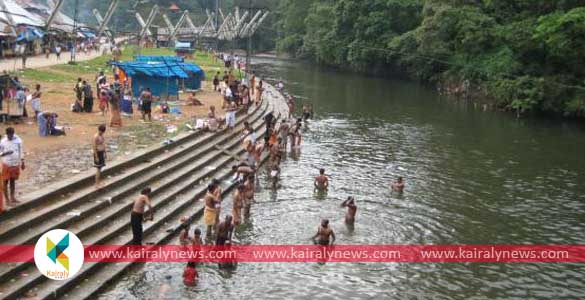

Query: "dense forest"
(57, 0), (585, 116)
(275, 0), (585, 116)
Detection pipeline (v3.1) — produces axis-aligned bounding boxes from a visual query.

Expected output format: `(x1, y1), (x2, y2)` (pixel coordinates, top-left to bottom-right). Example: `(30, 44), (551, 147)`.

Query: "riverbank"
(1, 48), (225, 196)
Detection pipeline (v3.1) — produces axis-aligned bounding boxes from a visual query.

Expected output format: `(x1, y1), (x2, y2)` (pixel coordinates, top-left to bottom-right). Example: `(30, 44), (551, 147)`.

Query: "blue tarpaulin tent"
(16, 27), (44, 42)
(111, 56), (204, 97)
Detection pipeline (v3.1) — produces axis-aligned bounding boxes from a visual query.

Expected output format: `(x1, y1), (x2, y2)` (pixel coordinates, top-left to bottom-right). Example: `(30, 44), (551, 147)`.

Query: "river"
(100, 57), (585, 299)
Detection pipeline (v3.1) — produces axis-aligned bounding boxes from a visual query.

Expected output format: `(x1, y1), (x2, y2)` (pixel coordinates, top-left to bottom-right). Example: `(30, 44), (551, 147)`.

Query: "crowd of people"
(122, 73), (407, 287)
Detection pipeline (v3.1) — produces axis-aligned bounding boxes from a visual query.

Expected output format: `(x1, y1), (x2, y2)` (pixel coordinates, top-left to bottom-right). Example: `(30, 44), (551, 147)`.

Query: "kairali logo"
(34, 229), (84, 280)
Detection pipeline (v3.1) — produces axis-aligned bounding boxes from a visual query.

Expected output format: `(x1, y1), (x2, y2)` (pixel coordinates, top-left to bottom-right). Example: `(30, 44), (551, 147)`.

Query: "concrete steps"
(0, 83), (287, 300)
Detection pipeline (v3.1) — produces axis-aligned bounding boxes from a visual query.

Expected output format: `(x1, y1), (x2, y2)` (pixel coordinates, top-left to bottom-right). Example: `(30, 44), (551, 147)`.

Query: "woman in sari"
(109, 91), (122, 127)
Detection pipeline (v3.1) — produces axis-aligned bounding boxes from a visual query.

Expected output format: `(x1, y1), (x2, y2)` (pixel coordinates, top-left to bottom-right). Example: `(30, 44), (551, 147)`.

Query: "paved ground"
(0, 50), (105, 73)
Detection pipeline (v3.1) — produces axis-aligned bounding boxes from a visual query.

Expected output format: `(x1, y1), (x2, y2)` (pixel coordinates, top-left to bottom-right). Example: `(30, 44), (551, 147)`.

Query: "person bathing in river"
(302, 104), (312, 122)
(289, 118), (302, 149)
(392, 177), (405, 193)
(243, 174), (255, 218)
(183, 262), (198, 287)
(203, 182), (221, 238)
(312, 219), (335, 246)
(279, 119), (290, 150)
(269, 137), (282, 166)
(314, 168), (329, 191)
(216, 215), (234, 246)
(179, 216), (192, 246)
(270, 161), (281, 188)
(341, 197), (357, 224)
(232, 184), (245, 226)
(232, 163), (254, 182)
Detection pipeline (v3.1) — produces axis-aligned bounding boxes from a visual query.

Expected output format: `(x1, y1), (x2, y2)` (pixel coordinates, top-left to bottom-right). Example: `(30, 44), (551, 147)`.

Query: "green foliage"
(534, 7), (585, 76)
(275, 0), (585, 116)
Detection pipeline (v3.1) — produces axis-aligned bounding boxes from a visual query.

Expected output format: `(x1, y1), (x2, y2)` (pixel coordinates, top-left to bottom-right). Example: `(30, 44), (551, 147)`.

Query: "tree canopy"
(276, 0), (585, 116)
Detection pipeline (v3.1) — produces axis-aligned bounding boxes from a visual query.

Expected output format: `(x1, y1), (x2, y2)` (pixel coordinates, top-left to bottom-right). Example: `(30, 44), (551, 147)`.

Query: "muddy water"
(100, 58), (585, 299)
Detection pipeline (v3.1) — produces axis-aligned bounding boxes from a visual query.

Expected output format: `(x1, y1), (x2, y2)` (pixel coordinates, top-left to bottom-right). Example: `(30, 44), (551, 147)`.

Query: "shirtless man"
(212, 179), (223, 226)
(270, 161), (280, 188)
(131, 188), (153, 245)
(311, 219), (335, 246)
(242, 121), (255, 141)
(232, 163), (254, 182)
(93, 125), (107, 186)
(140, 88), (153, 122)
(279, 120), (290, 150)
(203, 182), (221, 238)
(341, 197), (357, 224)
(179, 216), (192, 246)
(302, 104), (311, 122)
(289, 118), (302, 148)
(225, 101), (238, 131)
(314, 168), (329, 190)
(243, 175), (255, 218)
(269, 137), (281, 166)
(287, 96), (295, 119)
(216, 215), (234, 246)
(232, 185), (245, 226)
(392, 177), (405, 193)
(250, 72), (256, 96)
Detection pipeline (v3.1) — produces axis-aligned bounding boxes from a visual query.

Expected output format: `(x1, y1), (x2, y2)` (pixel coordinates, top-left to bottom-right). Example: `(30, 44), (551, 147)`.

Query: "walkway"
(0, 50), (104, 73)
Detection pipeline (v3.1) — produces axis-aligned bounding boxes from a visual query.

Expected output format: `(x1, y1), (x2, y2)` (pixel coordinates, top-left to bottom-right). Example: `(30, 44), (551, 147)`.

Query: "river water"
(101, 58), (585, 299)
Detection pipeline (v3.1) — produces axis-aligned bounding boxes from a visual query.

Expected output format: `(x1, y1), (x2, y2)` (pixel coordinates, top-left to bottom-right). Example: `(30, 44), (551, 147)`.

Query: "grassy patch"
(52, 55), (113, 77)
(19, 46), (224, 85)
(19, 69), (77, 83)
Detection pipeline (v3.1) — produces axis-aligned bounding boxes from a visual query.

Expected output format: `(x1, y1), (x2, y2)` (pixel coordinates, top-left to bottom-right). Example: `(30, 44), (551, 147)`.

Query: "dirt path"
(0, 50), (103, 73)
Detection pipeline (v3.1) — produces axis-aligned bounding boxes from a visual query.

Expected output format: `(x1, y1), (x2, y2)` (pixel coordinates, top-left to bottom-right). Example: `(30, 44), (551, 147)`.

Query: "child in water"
(183, 262), (198, 286)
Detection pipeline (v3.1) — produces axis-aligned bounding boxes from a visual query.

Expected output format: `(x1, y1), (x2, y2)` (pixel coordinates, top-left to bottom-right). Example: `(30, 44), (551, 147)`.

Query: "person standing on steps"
(131, 187), (153, 245)
(255, 81), (264, 106)
(250, 71), (256, 97)
(93, 125), (107, 187)
(0, 136), (15, 213)
(225, 101), (237, 131)
(0, 128), (24, 207)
